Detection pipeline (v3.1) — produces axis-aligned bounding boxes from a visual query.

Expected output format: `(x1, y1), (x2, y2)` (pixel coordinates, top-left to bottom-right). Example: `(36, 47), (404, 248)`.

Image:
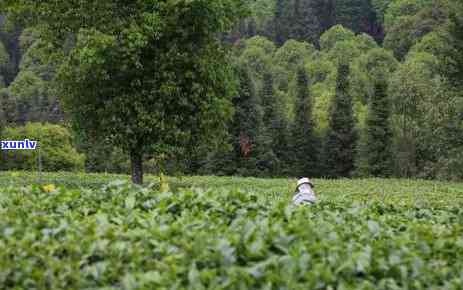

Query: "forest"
(0, 0), (462, 182)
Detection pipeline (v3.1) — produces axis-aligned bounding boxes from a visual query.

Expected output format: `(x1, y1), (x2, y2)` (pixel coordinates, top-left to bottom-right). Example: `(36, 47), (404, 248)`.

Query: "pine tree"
(291, 67), (319, 177)
(362, 77), (392, 176)
(272, 115), (291, 175)
(232, 66), (265, 174)
(325, 63), (357, 178)
(260, 72), (287, 175)
(202, 66), (263, 176)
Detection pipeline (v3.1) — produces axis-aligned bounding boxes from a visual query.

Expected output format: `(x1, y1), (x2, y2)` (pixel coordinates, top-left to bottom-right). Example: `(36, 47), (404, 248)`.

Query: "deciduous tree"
(4, 0), (248, 184)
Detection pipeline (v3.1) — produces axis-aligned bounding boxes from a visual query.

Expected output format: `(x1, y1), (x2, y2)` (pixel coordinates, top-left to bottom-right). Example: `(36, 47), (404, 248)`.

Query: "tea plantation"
(1, 172), (463, 289)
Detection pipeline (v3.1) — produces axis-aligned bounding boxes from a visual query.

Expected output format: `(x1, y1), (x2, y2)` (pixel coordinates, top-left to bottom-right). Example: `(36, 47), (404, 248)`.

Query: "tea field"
(1, 171), (463, 289)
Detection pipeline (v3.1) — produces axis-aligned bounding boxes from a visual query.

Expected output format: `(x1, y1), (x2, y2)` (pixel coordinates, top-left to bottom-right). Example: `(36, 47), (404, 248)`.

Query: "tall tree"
(4, 0), (248, 184)
(291, 67), (319, 177)
(362, 77), (392, 176)
(231, 66), (265, 175)
(261, 72), (286, 175)
(325, 63), (357, 177)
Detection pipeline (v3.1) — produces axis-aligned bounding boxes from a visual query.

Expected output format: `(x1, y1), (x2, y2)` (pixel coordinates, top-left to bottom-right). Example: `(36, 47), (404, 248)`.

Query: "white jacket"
(293, 183), (317, 205)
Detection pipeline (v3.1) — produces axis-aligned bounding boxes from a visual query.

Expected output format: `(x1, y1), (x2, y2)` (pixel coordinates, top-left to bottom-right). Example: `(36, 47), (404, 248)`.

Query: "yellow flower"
(42, 184), (57, 193)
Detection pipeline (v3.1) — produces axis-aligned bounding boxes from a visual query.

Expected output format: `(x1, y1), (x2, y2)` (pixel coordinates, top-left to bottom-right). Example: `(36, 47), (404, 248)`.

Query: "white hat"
(296, 177), (314, 189)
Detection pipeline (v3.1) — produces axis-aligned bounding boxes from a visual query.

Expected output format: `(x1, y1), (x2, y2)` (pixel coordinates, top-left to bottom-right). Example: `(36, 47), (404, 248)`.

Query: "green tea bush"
(0, 123), (85, 172)
(1, 175), (463, 289)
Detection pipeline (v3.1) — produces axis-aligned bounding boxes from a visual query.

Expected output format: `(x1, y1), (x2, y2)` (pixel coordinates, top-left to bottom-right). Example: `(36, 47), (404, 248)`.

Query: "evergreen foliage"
(271, 0), (378, 47)
(291, 67), (319, 177)
(1, 0), (463, 180)
(231, 66), (265, 175)
(261, 72), (288, 175)
(325, 63), (357, 177)
(362, 77), (392, 176)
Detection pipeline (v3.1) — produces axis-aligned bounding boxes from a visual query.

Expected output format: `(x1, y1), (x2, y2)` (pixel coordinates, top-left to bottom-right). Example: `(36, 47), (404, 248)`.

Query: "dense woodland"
(0, 0), (462, 182)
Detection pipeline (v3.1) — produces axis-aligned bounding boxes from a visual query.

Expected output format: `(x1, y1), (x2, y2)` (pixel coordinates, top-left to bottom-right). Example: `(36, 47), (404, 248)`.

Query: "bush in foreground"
(0, 179), (462, 289)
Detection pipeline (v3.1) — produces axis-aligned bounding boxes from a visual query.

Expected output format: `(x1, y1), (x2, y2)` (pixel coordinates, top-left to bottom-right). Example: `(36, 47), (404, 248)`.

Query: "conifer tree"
(199, 66), (263, 176)
(292, 67), (319, 177)
(325, 63), (357, 177)
(260, 72), (287, 175)
(362, 77), (392, 176)
(272, 115), (291, 175)
(232, 66), (264, 174)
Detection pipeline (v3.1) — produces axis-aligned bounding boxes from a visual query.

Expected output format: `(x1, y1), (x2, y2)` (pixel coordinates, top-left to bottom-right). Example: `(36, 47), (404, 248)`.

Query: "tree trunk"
(130, 150), (143, 185)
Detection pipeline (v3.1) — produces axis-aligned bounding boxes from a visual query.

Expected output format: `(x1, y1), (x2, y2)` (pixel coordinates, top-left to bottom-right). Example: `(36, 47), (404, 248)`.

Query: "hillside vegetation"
(1, 0), (462, 182)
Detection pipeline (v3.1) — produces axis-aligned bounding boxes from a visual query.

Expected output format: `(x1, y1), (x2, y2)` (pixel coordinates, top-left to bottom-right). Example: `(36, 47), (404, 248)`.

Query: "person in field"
(293, 177), (317, 205)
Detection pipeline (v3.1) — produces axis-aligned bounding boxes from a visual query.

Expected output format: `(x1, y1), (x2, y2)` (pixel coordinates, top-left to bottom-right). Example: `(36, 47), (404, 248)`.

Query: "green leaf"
(125, 195), (136, 210)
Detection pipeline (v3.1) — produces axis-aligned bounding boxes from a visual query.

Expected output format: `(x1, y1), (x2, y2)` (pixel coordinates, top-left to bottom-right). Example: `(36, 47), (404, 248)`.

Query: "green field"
(1, 172), (463, 289)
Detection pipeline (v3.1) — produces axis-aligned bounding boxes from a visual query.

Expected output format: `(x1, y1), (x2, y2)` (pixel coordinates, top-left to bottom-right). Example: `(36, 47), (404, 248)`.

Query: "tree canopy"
(3, 0), (248, 183)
